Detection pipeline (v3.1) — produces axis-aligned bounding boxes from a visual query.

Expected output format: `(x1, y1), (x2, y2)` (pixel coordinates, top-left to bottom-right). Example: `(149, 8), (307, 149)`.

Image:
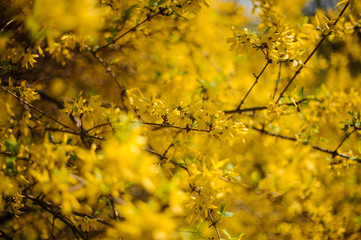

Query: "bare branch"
(96, 12), (161, 52)
(333, 127), (358, 154)
(251, 126), (359, 161)
(139, 121), (212, 133)
(0, 85), (71, 129)
(45, 127), (105, 140)
(25, 194), (113, 228)
(236, 60), (270, 110)
(142, 147), (191, 176)
(24, 194), (87, 240)
(276, 2), (349, 103)
(208, 209), (221, 239)
(224, 98), (310, 114)
(272, 62), (282, 100)
(0, 229), (13, 240)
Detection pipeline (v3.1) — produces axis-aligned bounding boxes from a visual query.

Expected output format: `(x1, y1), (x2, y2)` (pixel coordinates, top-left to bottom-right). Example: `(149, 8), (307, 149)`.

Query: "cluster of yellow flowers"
(0, 0), (361, 239)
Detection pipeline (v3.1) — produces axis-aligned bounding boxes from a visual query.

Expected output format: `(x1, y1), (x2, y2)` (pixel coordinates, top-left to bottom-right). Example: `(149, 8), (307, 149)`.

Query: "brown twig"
(224, 98), (310, 114)
(106, 195), (120, 221)
(251, 126), (359, 161)
(208, 209), (221, 239)
(276, 2), (349, 104)
(142, 147), (191, 176)
(0, 229), (13, 240)
(96, 12), (161, 52)
(236, 61), (270, 110)
(86, 123), (111, 133)
(24, 194), (87, 240)
(45, 128), (105, 140)
(139, 121), (211, 133)
(272, 62), (282, 100)
(25, 194), (113, 228)
(87, 50), (128, 112)
(0, 85), (70, 129)
(333, 127), (358, 154)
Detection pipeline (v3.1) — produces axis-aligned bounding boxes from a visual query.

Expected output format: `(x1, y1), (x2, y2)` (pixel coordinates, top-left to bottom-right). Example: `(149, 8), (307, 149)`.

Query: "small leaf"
(222, 229), (232, 239)
(105, 37), (113, 44)
(232, 233), (245, 239)
(4, 140), (20, 155)
(295, 87), (304, 99)
(262, 26), (271, 36)
(224, 211), (234, 217)
(341, 124), (349, 132)
(48, 132), (55, 143)
(94, 210), (102, 215)
(6, 156), (16, 173)
(220, 202), (225, 213)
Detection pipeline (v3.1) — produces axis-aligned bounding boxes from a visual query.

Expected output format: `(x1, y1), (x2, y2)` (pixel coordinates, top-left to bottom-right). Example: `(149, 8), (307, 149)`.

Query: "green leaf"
(94, 210), (102, 216)
(70, 154), (77, 161)
(105, 37), (113, 44)
(341, 124), (349, 132)
(222, 229), (232, 239)
(6, 156), (16, 173)
(262, 26), (271, 36)
(224, 211), (234, 217)
(48, 132), (55, 143)
(232, 233), (245, 239)
(295, 86), (304, 99)
(48, 132), (62, 144)
(4, 140), (20, 155)
(220, 202), (225, 213)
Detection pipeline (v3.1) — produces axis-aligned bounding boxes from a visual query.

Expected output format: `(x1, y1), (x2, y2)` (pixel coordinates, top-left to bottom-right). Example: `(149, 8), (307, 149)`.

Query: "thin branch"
(162, 144), (174, 159)
(25, 194), (113, 228)
(24, 194), (87, 240)
(0, 229), (13, 240)
(235, 201), (275, 240)
(96, 12), (161, 52)
(224, 98), (310, 114)
(276, 2), (349, 104)
(0, 85), (70, 129)
(208, 209), (221, 239)
(87, 50), (128, 112)
(236, 61), (270, 110)
(143, 147), (167, 159)
(334, 127), (358, 153)
(139, 121), (212, 133)
(142, 147), (191, 175)
(86, 123), (111, 133)
(37, 91), (65, 109)
(251, 126), (359, 161)
(88, 50), (125, 92)
(51, 216), (56, 239)
(3, 79), (65, 109)
(190, 42), (227, 79)
(45, 128), (105, 140)
(106, 195), (120, 221)
(0, 151), (29, 161)
(1, 19), (16, 32)
(272, 62), (282, 100)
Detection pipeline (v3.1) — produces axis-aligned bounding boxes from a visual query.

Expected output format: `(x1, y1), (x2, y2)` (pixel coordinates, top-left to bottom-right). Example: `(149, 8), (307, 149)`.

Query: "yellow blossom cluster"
(0, 0), (361, 239)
